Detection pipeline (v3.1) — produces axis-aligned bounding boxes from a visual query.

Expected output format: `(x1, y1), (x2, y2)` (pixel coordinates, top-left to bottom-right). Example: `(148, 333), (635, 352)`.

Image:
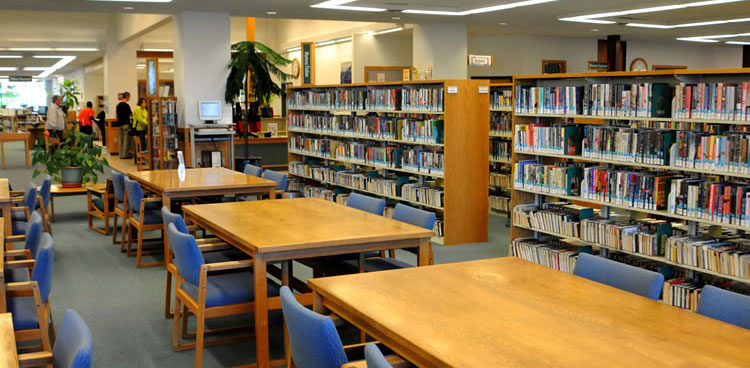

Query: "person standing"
(93, 103), (106, 144)
(77, 101), (95, 135)
(116, 92), (133, 159)
(45, 95), (66, 138)
(132, 97), (149, 163)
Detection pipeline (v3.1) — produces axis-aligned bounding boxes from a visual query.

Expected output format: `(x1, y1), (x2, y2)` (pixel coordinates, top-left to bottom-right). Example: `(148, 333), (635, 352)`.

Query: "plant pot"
(61, 167), (83, 188)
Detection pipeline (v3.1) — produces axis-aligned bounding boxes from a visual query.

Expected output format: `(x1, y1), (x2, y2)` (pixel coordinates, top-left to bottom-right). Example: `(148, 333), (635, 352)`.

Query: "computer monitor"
(38, 106), (47, 115)
(199, 101), (221, 123)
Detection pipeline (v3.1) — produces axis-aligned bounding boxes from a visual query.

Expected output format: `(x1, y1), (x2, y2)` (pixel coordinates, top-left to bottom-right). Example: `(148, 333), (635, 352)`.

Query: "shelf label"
(478, 86), (489, 94)
(447, 86), (458, 94)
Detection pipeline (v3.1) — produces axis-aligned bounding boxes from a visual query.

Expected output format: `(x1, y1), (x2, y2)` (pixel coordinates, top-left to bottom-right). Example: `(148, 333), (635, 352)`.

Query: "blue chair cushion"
(130, 210), (164, 225)
(92, 198), (105, 212)
(11, 221), (26, 236)
(180, 272), (280, 308)
(117, 201), (160, 212)
(8, 297), (39, 330)
(5, 268), (31, 283)
(10, 211), (27, 222)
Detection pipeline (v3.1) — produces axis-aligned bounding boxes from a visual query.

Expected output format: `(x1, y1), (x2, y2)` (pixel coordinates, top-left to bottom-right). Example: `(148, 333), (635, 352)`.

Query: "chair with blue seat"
(696, 285), (750, 329)
(161, 207), (238, 319)
(347, 193), (386, 215)
(281, 286), (405, 368)
(4, 211), (44, 283)
(262, 169), (287, 198)
(87, 178), (115, 235)
(9, 182), (37, 236)
(6, 233), (55, 355)
(35, 175), (53, 233)
(18, 309), (93, 368)
(124, 177), (165, 268)
(111, 171), (127, 247)
(365, 344), (395, 368)
(573, 253), (664, 300)
(243, 163), (263, 177)
(168, 223), (280, 368)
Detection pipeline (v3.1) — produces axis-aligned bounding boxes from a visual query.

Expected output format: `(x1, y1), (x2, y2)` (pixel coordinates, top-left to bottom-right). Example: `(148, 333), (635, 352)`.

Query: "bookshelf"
(489, 83), (513, 217)
(510, 68), (750, 289)
(286, 80), (489, 245)
(148, 97), (179, 169)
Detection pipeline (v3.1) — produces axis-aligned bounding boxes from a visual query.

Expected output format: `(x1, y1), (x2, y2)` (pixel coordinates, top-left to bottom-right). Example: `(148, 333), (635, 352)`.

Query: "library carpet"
(2, 141), (510, 367)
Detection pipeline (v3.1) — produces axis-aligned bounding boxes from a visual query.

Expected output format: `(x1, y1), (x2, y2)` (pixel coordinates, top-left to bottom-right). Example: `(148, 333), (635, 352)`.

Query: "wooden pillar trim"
(246, 17), (256, 42)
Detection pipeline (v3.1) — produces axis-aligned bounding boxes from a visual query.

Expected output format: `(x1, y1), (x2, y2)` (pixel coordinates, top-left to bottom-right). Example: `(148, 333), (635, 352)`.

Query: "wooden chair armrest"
(6, 235), (26, 243)
(204, 259), (253, 272)
(341, 361), (368, 368)
(5, 281), (35, 292)
(142, 197), (163, 203)
(10, 190), (25, 196)
(197, 243), (232, 252)
(5, 259), (35, 269)
(18, 351), (53, 368)
(87, 187), (106, 195)
(5, 249), (32, 259)
(185, 225), (200, 232)
(10, 206), (28, 212)
(10, 197), (26, 205)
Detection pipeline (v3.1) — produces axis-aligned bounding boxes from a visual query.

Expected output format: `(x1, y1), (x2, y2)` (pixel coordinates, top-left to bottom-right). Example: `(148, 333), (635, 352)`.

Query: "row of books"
(668, 178), (750, 226)
(490, 112), (511, 133)
(665, 236), (750, 279)
(514, 123), (581, 155)
(514, 83), (671, 118)
(581, 167), (672, 211)
(402, 183), (444, 208)
(491, 140), (511, 162)
(673, 82), (750, 121)
(287, 86), (444, 112)
(513, 202), (593, 238)
(581, 126), (674, 165)
(581, 217), (673, 257)
(663, 279), (702, 311)
(288, 114), (445, 144)
(489, 172), (511, 189)
(511, 238), (580, 274)
(674, 131), (750, 174)
(513, 161), (582, 196)
(402, 149), (445, 175)
(491, 89), (512, 110)
(490, 195), (510, 213)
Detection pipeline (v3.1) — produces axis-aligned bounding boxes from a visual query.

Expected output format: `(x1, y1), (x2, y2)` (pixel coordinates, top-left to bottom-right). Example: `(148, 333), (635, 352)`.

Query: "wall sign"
(468, 55), (493, 67)
(302, 42), (316, 86)
(587, 61), (609, 71)
(147, 58), (158, 97)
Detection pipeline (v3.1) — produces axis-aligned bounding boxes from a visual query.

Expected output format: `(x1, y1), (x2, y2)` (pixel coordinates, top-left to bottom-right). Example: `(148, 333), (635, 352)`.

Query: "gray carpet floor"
(2, 141), (510, 367)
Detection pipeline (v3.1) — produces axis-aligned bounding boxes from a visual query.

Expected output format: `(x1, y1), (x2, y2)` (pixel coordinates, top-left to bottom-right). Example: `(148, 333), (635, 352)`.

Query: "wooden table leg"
(253, 255), (270, 368)
(50, 196), (55, 223)
(417, 238), (431, 266)
(162, 195), (171, 211)
(24, 140), (29, 168)
(267, 187), (276, 200)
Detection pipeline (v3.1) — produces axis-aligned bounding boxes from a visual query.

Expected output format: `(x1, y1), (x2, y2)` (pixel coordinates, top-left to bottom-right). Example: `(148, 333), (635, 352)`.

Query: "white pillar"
(412, 23), (468, 79)
(103, 32), (137, 118)
(173, 11), (232, 127)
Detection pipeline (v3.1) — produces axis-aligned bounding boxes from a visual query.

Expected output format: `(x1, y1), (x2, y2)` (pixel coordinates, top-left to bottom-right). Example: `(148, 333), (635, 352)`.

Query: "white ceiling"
(1, 0), (749, 77)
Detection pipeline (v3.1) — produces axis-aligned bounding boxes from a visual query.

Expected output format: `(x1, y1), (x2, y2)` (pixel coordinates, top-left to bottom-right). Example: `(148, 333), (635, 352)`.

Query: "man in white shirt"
(46, 95), (66, 138)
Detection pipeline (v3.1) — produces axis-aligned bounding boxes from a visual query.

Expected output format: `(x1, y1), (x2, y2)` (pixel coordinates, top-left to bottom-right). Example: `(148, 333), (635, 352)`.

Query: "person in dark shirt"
(93, 105), (106, 144)
(116, 92), (133, 159)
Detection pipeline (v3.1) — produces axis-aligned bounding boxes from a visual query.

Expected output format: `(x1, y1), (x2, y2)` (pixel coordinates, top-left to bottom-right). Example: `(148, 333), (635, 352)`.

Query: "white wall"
(468, 35), (743, 77)
(83, 72), (103, 107)
(173, 12), (232, 127)
(352, 34), (412, 83)
(103, 34), (137, 118)
(414, 23), (467, 79)
(117, 13), (171, 43)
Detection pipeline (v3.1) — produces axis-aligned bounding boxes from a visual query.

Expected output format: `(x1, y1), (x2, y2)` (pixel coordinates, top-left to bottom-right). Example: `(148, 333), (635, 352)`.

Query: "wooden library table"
(49, 183), (107, 222)
(309, 257), (750, 368)
(127, 167), (277, 208)
(0, 313), (18, 368)
(0, 223), (5, 313)
(0, 132), (31, 170)
(183, 198), (434, 368)
(0, 179), (10, 241)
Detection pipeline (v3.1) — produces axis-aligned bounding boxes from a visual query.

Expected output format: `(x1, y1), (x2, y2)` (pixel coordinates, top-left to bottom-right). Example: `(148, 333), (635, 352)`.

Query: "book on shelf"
(490, 110), (512, 132)
(667, 178), (750, 226)
(673, 82), (750, 121)
(287, 85), (444, 112)
(289, 113), (445, 144)
(511, 237), (586, 273)
(514, 83), (671, 118)
(515, 123), (581, 155)
(513, 202), (593, 238)
(665, 235), (750, 279)
(663, 279), (702, 311)
(490, 196), (510, 213)
(490, 172), (511, 189)
(513, 160), (583, 196)
(581, 167), (676, 211)
(581, 217), (674, 256)
(490, 89), (512, 110)
(582, 126), (675, 165)
(490, 140), (511, 162)
(674, 130), (750, 174)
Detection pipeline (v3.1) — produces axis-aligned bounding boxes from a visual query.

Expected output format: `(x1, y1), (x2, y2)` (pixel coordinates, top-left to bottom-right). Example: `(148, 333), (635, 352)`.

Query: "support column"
(173, 12), (232, 126)
(412, 23), (467, 79)
(103, 33), (137, 117)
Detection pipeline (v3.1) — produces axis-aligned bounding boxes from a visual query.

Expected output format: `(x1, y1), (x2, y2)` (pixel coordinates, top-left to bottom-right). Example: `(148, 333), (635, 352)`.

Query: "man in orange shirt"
(78, 101), (95, 135)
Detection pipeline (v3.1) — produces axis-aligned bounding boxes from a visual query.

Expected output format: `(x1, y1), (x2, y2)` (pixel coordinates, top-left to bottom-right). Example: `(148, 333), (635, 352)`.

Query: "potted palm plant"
(32, 132), (108, 187)
(225, 41), (293, 165)
(60, 79), (80, 117)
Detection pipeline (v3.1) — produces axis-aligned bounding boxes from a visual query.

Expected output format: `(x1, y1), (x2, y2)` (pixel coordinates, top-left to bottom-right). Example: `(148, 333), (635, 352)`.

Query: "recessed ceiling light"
(498, 22), (507, 25)
(392, 17), (401, 20)
(123, 6), (135, 10)
(591, 28), (599, 32)
(267, 11), (277, 15)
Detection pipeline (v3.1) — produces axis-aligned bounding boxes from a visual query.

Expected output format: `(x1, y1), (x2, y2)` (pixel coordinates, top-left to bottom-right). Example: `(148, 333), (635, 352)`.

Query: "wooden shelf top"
(287, 79), (474, 90)
(514, 67), (750, 81)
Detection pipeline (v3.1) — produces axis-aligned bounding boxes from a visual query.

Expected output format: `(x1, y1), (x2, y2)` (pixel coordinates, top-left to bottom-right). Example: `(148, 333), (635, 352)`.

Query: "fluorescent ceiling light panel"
(23, 67), (48, 71)
(55, 48), (99, 52)
(286, 46), (301, 52)
(0, 67), (17, 71)
(627, 17), (750, 29)
(561, 0), (744, 24)
(375, 27), (403, 35)
(0, 55), (22, 59)
(32, 55), (76, 78)
(726, 41), (750, 44)
(311, 0), (386, 12)
(404, 0), (556, 15)
(8, 48), (53, 51)
(87, 0), (172, 2)
(316, 40), (335, 46)
(677, 37), (720, 42)
(141, 48), (173, 52)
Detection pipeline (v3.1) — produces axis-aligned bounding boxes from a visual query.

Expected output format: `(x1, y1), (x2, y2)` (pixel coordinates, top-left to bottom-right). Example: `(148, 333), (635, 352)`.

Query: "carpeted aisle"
(2, 140), (509, 367)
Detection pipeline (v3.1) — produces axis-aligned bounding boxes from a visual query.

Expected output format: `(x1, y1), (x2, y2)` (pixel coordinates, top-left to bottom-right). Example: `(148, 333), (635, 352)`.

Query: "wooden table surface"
(183, 197), (435, 368)
(309, 257), (750, 368)
(183, 197), (435, 255)
(0, 313), (18, 368)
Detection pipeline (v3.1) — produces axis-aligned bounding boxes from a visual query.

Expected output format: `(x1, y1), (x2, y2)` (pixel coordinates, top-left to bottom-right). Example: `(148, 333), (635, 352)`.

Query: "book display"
(490, 83), (513, 217)
(510, 69), (750, 305)
(149, 97), (179, 169)
(287, 80), (489, 245)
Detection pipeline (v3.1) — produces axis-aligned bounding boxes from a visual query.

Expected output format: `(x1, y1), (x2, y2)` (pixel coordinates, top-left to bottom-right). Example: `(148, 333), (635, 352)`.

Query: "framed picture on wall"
(542, 59), (567, 74)
(340, 62), (352, 84)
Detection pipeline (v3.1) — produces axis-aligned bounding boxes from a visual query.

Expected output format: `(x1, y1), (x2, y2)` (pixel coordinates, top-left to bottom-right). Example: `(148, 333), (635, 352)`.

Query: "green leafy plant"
(32, 132), (108, 184)
(60, 79), (80, 111)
